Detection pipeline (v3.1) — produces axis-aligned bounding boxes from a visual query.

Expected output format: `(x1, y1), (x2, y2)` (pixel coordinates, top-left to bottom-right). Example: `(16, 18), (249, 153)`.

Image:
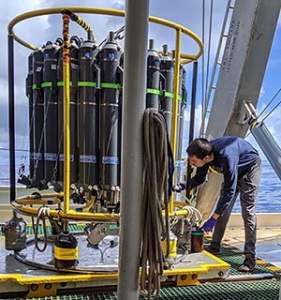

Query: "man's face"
(188, 155), (208, 168)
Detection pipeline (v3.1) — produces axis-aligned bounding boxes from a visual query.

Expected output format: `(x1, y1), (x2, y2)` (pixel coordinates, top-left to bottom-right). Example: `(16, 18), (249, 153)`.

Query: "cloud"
(0, 1), (127, 153)
(1, 0), (281, 169)
(180, 104), (203, 157)
(264, 106), (281, 141)
(259, 85), (265, 98)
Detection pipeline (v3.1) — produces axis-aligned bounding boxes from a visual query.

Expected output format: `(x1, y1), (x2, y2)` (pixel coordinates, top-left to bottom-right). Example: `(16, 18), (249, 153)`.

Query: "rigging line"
(33, 89), (52, 171)
(0, 147), (28, 152)
(261, 98), (281, 123)
(18, 98), (31, 164)
(256, 87), (281, 120)
(28, 93), (36, 151)
(51, 129), (64, 182)
(201, 0), (214, 136)
(32, 90), (39, 164)
(201, 0), (205, 130)
(204, 0), (213, 103)
(200, 0), (233, 135)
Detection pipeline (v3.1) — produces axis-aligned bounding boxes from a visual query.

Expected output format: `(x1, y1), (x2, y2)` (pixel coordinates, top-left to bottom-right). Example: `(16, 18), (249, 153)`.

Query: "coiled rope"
(34, 206), (50, 252)
(33, 205), (62, 252)
(140, 108), (172, 298)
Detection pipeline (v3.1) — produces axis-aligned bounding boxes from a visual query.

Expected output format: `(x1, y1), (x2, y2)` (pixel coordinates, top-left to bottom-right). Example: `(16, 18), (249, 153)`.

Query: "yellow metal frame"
(11, 200), (199, 222)
(4, 11), (210, 297)
(0, 7), (240, 299)
(0, 250), (229, 295)
(8, 7), (203, 220)
(8, 7), (203, 57)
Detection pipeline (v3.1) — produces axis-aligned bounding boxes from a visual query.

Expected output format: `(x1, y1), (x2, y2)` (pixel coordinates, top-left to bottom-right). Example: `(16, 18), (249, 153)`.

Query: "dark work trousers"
(211, 158), (262, 257)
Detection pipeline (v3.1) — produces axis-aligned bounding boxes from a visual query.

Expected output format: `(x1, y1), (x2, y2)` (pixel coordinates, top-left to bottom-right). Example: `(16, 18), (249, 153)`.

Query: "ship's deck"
(0, 225), (280, 300)
(220, 227), (281, 269)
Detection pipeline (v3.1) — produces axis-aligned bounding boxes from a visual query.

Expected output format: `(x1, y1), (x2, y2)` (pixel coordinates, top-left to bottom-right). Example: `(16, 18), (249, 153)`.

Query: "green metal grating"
(5, 280), (281, 300)
(204, 236), (281, 278)
(1, 223), (89, 236)
(5, 244), (281, 300)
(0, 223), (119, 236)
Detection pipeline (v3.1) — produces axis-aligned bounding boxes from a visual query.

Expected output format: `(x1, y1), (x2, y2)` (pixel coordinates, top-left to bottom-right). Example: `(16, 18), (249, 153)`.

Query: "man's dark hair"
(186, 138), (213, 159)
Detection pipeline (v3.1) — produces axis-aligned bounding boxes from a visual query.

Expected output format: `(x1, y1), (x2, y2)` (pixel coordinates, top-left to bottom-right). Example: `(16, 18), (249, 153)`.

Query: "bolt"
(218, 271), (224, 277)
(45, 283), (52, 290)
(30, 284), (38, 291)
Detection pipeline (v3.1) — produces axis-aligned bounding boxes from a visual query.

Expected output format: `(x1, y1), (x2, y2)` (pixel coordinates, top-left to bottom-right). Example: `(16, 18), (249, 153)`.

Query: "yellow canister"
(161, 231), (177, 258)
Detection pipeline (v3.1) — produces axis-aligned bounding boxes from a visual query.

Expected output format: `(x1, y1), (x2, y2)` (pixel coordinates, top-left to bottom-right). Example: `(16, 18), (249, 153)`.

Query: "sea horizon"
(0, 159), (280, 213)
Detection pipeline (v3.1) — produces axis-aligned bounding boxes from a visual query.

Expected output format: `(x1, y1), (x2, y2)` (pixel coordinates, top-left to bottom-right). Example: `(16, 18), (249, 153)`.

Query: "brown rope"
(140, 108), (170, 298)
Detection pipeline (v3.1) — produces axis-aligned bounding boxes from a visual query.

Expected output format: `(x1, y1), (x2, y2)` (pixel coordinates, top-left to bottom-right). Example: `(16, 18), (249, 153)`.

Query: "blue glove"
(199, 217), (217, 232)
(172, 182), (186, 193)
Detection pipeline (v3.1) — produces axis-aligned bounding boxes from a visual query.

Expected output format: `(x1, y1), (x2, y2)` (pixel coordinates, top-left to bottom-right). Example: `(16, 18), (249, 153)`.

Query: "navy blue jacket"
(190, 136), (259, 215)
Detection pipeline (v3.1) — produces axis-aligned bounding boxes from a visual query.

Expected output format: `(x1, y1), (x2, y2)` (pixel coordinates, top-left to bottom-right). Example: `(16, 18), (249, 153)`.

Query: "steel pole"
(117, 0), (149, 299)
(8, 34), (16, 204)
(186, 61), (198, 198)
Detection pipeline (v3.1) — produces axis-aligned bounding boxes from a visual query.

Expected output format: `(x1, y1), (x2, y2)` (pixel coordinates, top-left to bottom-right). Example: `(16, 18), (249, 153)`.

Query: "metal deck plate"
(0, 225), (280, 299)
(0, 224), (230, 297)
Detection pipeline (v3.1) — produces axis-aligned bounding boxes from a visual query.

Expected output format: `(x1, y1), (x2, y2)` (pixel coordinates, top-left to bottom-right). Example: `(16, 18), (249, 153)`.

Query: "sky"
(0, 0), (281, 170)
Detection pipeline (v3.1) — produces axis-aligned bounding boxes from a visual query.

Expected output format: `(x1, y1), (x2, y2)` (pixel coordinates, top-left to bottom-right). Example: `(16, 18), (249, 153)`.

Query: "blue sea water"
(0, 160), (280, 212)
(232, 159), (281, 213)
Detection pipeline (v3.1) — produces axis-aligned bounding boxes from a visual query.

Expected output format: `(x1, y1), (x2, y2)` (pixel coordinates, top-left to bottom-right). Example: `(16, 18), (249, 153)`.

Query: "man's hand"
(172, 183), (186, 193)
(199, 216), (217, 232)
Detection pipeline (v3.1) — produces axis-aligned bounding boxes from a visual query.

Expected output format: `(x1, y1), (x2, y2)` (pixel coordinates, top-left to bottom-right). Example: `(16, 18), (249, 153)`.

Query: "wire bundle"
(140, 108), (170, 298)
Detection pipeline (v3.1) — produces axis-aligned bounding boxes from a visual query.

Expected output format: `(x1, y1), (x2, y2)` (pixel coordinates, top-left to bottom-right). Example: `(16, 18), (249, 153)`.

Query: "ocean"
(0, 160), (280, 212)
(233, 159), (281, 213)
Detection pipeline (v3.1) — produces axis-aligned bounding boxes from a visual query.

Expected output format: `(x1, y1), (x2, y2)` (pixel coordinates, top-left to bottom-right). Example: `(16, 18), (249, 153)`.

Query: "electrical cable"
(34, 206), (50, 252)
(62, 9), (96, 42)
(139, 108), (171, 299)
(98, 25), (125, 47)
